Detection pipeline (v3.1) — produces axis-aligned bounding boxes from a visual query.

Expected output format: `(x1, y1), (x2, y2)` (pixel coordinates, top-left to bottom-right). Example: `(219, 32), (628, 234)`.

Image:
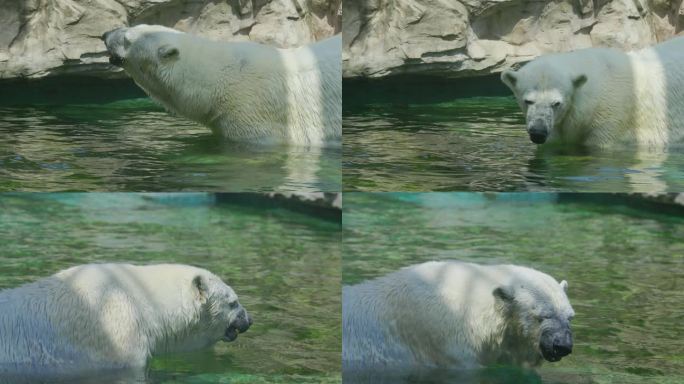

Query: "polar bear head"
(101, 25), (209, 119)
(164, 267), (253, 353)
(493, 269), (575, 363)
(501, 62), (587, 145)
(102, 24), (182, 68)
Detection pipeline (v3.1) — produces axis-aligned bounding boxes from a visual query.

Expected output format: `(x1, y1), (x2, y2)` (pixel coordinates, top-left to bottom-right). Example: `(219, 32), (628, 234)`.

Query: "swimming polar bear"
(0, 263), (251, 375)
(102, 24), (341, 146)
(343, 261), (575, 373)
(501, 36), (684, 148)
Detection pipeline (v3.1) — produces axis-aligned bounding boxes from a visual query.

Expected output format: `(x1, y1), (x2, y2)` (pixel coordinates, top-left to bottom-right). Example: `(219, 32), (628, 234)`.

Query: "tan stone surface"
(343, 0), (684, 78)
(0, 0), (341, 80)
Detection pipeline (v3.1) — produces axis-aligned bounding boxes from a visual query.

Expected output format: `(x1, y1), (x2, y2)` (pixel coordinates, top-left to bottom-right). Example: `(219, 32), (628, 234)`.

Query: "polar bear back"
(117, 27), (342, 146)
(0, 264), (193, 371)
(275, 35), (342, 145)
(0, 263), (236, 374)
(343, 261), (572, 370)
(177, 33), (341, 145)
(626, 37), (684, 147)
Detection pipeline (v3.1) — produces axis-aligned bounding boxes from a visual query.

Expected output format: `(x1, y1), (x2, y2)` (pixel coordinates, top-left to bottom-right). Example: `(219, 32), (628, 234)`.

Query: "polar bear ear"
(493, 285), (515, 303)
(560, 280), (568, 292)
(158, 44), (179, 60)
(501, 69), (517, 89)
(192, 275), (209, 304)
(572, 74), (587, 88)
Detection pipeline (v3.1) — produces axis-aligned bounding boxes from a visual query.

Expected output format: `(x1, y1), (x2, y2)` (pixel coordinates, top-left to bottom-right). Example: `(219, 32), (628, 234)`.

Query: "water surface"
(343, 95), (684, 192)
(0, 92), (339, 192)
(0, 193), (341, 383)
(343, 193), (684, 383)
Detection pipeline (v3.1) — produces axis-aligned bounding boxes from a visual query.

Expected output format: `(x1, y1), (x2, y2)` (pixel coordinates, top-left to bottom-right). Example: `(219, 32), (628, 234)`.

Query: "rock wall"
(343, 0), (684, 78)
(0, 0), (342, 80)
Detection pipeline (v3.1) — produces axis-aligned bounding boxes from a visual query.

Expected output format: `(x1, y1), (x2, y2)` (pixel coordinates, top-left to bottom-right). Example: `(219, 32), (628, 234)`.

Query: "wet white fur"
(0, 263), (243, 374)
(503, 36), (684, 148)
(343, 261), (574, 370)
(107, 25), (341, 146)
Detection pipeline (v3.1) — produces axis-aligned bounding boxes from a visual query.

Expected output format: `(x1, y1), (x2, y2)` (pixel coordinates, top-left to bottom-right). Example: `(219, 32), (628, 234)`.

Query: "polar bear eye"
(524, 99), (534, 105)
(551, 101), (562, 108)
(228, 301), (239, 310)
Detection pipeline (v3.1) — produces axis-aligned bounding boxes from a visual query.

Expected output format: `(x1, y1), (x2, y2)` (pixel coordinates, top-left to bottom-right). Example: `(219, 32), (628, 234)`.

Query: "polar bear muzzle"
(102, 28), (127, 67)
(528, 119), (549, 144)
(223, 307), (252, 342)
(539, 321), (573, 362)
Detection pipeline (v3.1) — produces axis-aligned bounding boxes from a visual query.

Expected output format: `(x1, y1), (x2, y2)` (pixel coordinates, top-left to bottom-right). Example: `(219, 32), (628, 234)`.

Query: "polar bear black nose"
(529, 132), (547, 144)
(552, 331), (573, 357)
(231, 308), (252, 334)
(553, 342), (572, 357)
(528, 120), (548, 144)
(237, 311), (252, 333)
(540, 328), (572, 361)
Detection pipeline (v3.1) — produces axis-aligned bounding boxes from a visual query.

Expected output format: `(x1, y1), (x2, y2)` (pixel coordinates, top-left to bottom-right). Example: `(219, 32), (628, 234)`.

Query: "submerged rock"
(343, 0), (684, 78)
(0, 0), (341, 80)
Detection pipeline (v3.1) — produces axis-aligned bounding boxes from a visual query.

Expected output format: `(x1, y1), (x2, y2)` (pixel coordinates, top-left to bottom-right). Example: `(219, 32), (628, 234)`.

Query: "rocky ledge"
(343, 0), (684, 78)
(0, 0), (341, 80)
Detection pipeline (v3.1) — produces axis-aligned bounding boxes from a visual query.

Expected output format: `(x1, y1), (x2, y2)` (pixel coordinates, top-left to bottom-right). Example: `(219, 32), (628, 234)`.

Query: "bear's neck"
(479, 307), (542, 367)
(560, 50), (638, 146)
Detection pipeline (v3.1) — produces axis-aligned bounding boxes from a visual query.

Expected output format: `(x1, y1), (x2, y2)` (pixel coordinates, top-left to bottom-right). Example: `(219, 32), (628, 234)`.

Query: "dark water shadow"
(0, 78), (145, 106)
(343, 365), (543, 384)
(0, 367), (147, 384)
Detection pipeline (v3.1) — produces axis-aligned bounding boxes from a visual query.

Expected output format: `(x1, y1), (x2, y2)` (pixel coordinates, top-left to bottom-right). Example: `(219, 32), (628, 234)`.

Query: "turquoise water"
(0, 99), (340, 192)
(0, 194), (341, 383)
(343, 97), (684, 192)
(343, 193), (684, 383)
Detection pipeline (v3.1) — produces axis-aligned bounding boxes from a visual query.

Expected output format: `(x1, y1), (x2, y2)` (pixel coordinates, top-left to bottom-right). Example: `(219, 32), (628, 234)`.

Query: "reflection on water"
(343, 193), (684, 384)
(0, 100), (340, 192)
(0, 193), (341, 384)
(343, 97), (684, 192)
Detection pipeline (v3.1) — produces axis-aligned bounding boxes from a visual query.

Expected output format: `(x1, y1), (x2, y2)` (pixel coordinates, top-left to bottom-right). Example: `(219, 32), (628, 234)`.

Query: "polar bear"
(343, 261), (574, 373)
(102, 24), (341, 146)
(0, 263), (252, 375)
(501, 37), (684, 148)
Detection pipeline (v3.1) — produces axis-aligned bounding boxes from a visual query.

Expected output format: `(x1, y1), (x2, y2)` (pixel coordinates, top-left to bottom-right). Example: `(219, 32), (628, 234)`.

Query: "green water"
(0, 194), (341, 384)
(343, 193), (684, 383)
(0, 99), (340, 192)
(343, 97), (684, 192)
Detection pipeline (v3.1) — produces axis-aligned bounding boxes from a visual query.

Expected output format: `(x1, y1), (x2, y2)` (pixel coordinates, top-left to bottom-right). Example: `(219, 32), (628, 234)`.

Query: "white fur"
(0, 263), (248, 374)
(502, 36), (684, 148)
(104, 24), (341, 146)
(343, 261), (574, 370)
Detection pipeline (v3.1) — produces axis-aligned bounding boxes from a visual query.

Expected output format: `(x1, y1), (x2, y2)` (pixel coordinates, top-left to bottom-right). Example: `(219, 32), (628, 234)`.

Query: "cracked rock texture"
(343, 0), (684, 78)
(0, 0), (342, 80)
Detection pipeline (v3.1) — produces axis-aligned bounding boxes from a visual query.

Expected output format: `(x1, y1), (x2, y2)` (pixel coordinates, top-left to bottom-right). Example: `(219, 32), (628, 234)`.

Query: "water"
(343, 193), (684, 383)
(343, 96), (684, 192)
(0, 193), (341, 383)
(0, 95), (340, 192)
